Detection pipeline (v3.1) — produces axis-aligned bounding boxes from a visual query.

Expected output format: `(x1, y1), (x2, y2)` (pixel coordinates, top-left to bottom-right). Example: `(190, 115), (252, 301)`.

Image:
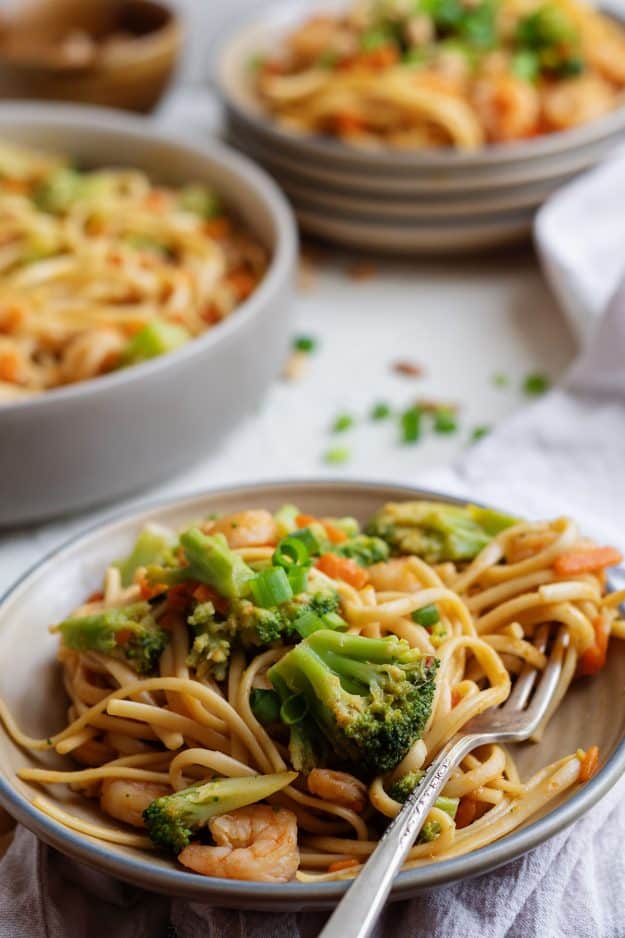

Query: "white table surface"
(0, 1), (578, 594)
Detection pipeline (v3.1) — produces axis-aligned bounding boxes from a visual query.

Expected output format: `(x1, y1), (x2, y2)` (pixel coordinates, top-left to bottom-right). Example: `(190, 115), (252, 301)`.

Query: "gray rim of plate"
(0, 101), (298, 417)
(216, 0), (625, 171)
(1, 479), (623, 905)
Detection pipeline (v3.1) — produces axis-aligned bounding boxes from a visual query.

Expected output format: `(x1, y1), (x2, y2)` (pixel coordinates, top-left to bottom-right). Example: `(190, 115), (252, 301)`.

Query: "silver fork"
(319, 625), (569, 938)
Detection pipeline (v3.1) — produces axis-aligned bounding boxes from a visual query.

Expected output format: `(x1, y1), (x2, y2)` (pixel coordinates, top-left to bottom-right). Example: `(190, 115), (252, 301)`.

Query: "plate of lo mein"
(1, 481), (624, 907)
(221, 0), (625, 160)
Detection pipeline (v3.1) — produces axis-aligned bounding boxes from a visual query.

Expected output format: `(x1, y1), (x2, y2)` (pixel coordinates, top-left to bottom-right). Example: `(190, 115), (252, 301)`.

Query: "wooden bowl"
(0, 0), (182, 113)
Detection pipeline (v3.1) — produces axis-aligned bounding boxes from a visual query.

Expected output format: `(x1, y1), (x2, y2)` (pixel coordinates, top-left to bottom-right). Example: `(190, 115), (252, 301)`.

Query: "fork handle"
(319, 733), (482, 938)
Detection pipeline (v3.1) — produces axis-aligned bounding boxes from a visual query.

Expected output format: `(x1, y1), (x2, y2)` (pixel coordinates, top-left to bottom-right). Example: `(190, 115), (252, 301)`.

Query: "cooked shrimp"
(541, 74), (614, 131)
(100, 779), (170, 829)
(178, 805), (299, 883)
(472, 73), (540, 141)
(207, 510), (278, 548)
(307, 768), (368, 814)
(368, 558), (421, 593)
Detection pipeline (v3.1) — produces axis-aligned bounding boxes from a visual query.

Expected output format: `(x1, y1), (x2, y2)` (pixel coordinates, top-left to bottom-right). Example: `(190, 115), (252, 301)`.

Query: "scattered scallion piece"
(324, 446), (351, 466)
(433, 409), (458, 434)
(293, 335), (317, 353)
(411, 604), (440, 628)
(523, 372), (551, 396)
(370, 402), (392, 421)
(332, 413), (355, 434)
(492, 372), (510, 388)
(399, 406), (422, 444)
(249, 688), (281, 725)
(470, 424), (491, 443)
(249, 567), (293, 608)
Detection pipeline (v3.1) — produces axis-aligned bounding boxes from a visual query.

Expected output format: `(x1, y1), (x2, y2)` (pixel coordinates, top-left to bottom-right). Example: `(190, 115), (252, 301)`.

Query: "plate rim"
(1, 478), (623, 907)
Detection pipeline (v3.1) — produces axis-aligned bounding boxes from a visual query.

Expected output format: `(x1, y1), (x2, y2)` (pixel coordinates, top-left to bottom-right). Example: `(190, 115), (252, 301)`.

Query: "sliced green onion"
(436, 795), (460, 819)
(280, 694), (309, 725)
(288, 527), (322, 554)
(292, 610), (325, 639)
(370, 402), (392, 421)
(433, 409), (458, 434)
(324, 446), (350, 466)
(273, 536), (310, 569)
(492, 372), (510, 388)
(523, 372), (551, 396)
(321, 611), (347, 630)
(287, 565), (310, 595)
(411, 604), (440, 628)
(293, 335), (317, 353)
(249, 688), (281, 725)
(332, 413), (355, 434)
(249, 567), (293, 608)
(470, 424), (491, 443)
(400, 406), (422, 444)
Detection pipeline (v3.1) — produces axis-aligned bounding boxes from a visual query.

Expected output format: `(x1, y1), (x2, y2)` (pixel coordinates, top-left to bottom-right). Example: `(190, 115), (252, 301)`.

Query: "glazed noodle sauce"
(0, 142), (266, 403)
(1, 500), (622, 883)
(254, 0), (625, 149)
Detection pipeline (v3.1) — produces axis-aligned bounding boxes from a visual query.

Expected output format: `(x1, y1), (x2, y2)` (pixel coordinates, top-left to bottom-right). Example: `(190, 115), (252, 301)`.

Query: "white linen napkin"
(2, 275), (625, 938)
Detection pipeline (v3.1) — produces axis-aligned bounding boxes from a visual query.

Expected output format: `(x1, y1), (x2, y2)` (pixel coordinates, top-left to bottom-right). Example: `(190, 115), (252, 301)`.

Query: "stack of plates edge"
(216, 0), (625, 254)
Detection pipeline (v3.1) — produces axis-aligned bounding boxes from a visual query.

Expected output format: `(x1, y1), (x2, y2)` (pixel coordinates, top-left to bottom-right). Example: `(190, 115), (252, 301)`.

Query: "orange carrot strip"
(315, 554), (369, 590)
(204, 217), (231, 239)
(577, 614), (611, 677)
(553, 546), (622, 576)
(578, 746), (600, 783)
(328, 858), (359, 873)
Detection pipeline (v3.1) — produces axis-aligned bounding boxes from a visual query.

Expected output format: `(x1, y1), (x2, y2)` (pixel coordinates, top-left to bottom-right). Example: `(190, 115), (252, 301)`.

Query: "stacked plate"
(216, 0), (625, 253)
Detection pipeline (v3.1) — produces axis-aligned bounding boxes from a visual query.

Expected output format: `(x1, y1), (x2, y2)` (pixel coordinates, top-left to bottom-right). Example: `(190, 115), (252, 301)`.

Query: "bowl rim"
(215, 0), (625, 171)
(0, 101), (297, 417)
(1, 477), (623, 906)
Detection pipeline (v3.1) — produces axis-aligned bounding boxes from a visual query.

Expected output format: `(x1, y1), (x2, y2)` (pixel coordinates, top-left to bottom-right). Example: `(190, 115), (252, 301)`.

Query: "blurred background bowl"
(0, 0), (182, 112)
(0, 103), (297, 527)
(216, 0), (625, 253)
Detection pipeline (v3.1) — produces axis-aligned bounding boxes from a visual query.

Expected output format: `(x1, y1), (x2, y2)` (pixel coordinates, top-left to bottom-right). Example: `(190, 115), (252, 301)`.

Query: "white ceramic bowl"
(0, 103), (297, 526)
(1, 480), (624, 908)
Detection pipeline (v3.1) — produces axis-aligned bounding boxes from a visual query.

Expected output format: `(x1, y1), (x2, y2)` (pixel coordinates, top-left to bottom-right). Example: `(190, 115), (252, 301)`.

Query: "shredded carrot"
(2, 178), (30, 194)
(578, 745), (600, 783)
(192, 583), (229, 615)
(357, 45), (399, 69)
(335, 112), (366, 135)
(577, 614), (611, 677)
(328, 857), (359, 873)
(455, 797), (478, 829)
(86, 590), (104, 603)
(138, 572), (165, 601)
(315, 554), (369, 589)
(296, 514), (317, 528)
(204, 217), (231, 239)
(553, 546), (622, 576)
(143, 189), (169, 211)
(115, 629), (133, 646)
(0, 350), (22, 383)
(225, 270), (257, 300)
(450, 688), (462, 708)
(296, 514), (348, 544)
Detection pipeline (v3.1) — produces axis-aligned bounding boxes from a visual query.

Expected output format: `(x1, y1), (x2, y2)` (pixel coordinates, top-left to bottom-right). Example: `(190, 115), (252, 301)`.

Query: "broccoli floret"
(186, 601), (235, 682)
(281, 590), (346, 639)
(366, 501), (518, 564)
(420, 820), (442, 842)
(148, 528), (255, 599)
(268, 630), (438, 775)
(114, 526), (175, 587)
(54, 602), (169, 675)
(388, 771), (459, 820)
(232, 598), (286, 645)
(143, 771), (297, 853)
(332, 535), (390, 567)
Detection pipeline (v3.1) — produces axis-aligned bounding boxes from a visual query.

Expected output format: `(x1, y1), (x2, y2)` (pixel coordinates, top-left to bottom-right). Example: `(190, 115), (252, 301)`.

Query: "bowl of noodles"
(216, 0), (625, 251)
(0, 103), (296, 526)
(0, 480), (624, 907)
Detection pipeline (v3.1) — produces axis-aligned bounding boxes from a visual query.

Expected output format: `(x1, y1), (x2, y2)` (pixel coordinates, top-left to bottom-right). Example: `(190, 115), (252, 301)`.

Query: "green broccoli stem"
(178, 528), (255, 598)
(143, 771), (297, 853)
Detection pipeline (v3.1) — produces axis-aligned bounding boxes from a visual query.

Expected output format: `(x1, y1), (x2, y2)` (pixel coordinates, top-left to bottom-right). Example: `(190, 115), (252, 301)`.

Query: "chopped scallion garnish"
(324, 446), (351, 465)
(249, 567), (293, 608)
(370, 402), (392, 421)
(523, 373), (551, 396)
(332, 413), (355, 434)
(293, 335), (317, 353)
(399, 406), (422, 444)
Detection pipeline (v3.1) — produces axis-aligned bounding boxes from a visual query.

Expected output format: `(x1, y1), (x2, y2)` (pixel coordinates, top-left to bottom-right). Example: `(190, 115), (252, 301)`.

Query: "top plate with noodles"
(1, 485), (623, 889)
(251, 0), (625, 150)
(0, 141), (267, 404)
